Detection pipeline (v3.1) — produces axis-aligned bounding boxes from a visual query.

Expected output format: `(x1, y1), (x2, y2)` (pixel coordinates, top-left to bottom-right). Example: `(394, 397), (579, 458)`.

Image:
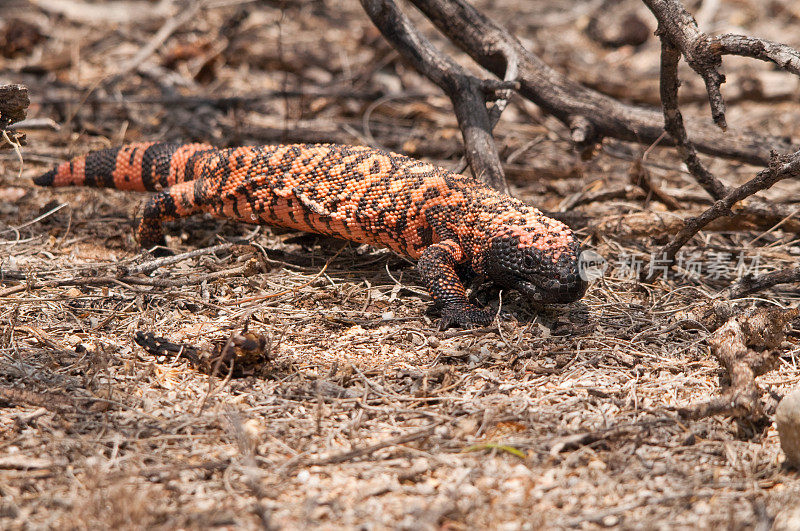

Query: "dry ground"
(2, 0), (800, 528)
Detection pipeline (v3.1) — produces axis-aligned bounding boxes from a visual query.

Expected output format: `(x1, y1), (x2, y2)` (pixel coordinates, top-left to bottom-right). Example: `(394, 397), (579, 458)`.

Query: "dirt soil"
(2, 0), (800, 529)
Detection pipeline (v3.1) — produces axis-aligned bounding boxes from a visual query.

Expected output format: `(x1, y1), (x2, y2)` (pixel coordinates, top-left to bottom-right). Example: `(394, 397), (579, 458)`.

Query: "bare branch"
(361, 0), (510, 192)
(729, 267), (800, 299)
(642, 0), (728, 129)
(407, 0), (795, 166)
(643, 0), (800, 137)
(643, 149), (800, 283)
(713, 34), (800, 76)
(658, 40), (728, 199)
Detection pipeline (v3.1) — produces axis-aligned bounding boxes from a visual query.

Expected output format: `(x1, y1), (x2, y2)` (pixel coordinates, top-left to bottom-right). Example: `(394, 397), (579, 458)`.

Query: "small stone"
(409, 333), (424, 346)
(776, 386), (800, 468)
(602, 515), (620, 527)
(243, 418), (263, 443)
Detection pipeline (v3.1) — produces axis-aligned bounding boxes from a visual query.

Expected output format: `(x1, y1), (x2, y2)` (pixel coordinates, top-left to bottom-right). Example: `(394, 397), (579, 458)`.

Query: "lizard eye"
(522, 255), (536, 270)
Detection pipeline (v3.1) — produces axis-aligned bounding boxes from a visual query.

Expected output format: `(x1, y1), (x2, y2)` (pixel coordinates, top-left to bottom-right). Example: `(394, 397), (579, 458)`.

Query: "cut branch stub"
(567, 115), (600, 158)
(0, 84), (29, 148)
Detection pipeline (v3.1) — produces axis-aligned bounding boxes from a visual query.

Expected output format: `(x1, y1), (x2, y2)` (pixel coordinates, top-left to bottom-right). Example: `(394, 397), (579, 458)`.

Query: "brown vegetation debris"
(133, 328), (273, 378)
(680, 304), (800, 422)
(2, 0), (800, 528)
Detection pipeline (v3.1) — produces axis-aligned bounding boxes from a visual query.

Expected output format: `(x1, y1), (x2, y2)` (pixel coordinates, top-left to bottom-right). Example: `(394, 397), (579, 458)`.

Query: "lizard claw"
(438, 305), (494, 330)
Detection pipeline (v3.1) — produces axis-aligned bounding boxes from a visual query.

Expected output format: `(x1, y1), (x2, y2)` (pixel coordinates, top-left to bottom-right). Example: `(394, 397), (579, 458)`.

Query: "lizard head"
(483, 219), (587, 304)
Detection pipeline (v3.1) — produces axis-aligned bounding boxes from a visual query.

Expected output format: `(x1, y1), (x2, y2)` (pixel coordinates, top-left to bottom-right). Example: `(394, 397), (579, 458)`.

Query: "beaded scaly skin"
(36, 142), (587, 328)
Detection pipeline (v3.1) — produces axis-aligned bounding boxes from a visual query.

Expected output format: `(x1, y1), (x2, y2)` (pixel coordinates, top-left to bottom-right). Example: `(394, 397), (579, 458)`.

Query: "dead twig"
(643, 0), (800, 131)
(222, 246), (343, 306)
(123, 241), (242, 275)
(641, 0), (800, 231)
(306, 423), (441, 467)
(642, 149), (800, 283)
(728, 267), (800, 299)
(642, 0), (729, 129)
(0, 386), (74, 413)
(0, 262), (258, 297)
(628, 157), (681, 210)
(405, 0), (794, 165)
(657, 39), (728, 200)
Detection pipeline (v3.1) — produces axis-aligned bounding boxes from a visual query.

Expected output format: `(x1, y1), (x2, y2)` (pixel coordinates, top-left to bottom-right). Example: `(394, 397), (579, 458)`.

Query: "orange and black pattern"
(36, 142), (587, 327)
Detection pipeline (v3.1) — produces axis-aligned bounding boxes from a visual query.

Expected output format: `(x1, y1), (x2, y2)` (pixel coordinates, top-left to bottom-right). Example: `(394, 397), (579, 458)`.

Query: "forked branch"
(406, 0), (795, 165)
(658, 39), (728, 200)
(643, 0), (800, 131)
(642, 0), (729, 129)
(361, 0), (516, 192)
(643, 149), (800, 283)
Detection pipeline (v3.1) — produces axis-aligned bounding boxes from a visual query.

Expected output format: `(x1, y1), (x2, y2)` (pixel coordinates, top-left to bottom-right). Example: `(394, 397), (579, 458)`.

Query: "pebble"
(776, 386), (800, 468)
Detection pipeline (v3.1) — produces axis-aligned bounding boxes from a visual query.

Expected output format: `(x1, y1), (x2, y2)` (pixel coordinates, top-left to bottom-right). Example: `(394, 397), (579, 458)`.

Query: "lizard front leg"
(417, 240), (494, 329)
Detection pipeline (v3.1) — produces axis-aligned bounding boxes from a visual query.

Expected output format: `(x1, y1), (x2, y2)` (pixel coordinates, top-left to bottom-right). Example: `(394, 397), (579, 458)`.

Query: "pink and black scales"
(36, 142), (587, 328)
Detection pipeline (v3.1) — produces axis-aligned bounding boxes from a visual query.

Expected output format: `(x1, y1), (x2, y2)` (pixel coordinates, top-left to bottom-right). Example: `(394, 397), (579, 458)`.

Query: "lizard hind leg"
(136, 180), (202, 249)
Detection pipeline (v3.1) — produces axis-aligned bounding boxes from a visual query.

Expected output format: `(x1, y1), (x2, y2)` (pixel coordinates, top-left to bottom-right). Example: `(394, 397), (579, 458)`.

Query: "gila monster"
(35, 142), (587, 328)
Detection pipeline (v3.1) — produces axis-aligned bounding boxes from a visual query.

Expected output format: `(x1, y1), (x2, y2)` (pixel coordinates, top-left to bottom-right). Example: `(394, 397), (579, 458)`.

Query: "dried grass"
(2, 0), (800, 528)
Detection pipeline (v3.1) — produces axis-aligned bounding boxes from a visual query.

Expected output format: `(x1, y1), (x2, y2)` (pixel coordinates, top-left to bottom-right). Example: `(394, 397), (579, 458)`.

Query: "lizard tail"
(34, 142), (215, 191)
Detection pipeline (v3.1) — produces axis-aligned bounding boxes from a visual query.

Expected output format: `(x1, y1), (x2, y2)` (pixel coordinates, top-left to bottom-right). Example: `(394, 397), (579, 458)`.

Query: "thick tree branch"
(407, 0), (795, 166)
(361, 0), (512, 192)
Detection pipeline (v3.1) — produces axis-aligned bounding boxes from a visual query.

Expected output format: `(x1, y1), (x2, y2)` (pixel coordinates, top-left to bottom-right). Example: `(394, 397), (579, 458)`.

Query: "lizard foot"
(438, 305), (494, 330)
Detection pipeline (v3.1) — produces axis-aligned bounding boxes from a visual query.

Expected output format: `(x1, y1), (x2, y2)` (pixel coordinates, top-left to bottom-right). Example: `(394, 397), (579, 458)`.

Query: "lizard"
(35, 142), (587, 328)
